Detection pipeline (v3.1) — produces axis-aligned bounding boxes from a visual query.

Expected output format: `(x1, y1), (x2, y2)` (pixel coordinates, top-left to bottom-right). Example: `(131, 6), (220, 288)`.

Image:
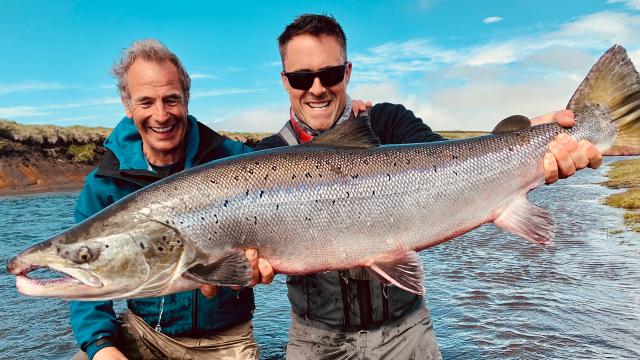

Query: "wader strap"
(339, 271), (351, 328)
(381, 283), (390, 321)
(357, 279), (373, 329)
(277, 122), (299, 146)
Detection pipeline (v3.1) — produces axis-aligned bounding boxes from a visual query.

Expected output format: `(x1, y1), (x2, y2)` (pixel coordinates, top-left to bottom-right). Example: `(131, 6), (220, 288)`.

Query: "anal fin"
(494, 195), (555, 245)
(367, 250), (424, 296)
(183, 249), (253, 287)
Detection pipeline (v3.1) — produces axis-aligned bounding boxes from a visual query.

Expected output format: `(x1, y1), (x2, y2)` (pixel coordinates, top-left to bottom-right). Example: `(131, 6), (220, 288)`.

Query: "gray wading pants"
(71, 311), (258, 360)
(286, 305), (441, 360)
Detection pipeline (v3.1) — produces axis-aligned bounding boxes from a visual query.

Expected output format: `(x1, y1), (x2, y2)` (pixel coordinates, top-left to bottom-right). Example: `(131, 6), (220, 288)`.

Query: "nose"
(308, 77), (326, 96)
(151, 101), (170, 122)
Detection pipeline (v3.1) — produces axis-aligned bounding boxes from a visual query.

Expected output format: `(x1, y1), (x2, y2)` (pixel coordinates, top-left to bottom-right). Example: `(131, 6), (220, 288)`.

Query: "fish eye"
(74, 246), (99, 264)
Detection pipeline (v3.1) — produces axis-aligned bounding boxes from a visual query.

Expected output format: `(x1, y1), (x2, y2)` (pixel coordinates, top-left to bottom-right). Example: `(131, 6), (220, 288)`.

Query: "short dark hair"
(278, 14), (347, 66)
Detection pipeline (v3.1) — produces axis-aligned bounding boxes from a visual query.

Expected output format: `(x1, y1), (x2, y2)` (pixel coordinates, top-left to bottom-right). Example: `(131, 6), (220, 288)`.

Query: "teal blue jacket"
(70, 116), (254, 359)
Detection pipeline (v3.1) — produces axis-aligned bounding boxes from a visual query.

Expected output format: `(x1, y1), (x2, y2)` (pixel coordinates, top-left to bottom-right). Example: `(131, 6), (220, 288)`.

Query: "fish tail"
(567, 45), (640, 155)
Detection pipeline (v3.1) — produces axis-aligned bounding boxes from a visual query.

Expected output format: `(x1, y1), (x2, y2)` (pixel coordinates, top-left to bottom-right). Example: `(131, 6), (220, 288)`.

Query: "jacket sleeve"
(70, 170), (120, 359)
(369, 103), (446, 145)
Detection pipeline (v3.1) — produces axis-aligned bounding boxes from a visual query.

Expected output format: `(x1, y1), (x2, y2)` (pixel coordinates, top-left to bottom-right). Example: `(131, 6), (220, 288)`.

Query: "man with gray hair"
(70, 39), (273, 360)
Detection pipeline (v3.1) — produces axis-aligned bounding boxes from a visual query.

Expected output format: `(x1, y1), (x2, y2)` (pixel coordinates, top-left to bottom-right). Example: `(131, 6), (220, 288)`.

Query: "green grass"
(0, 119), (110, 145)
(602, 158), (640, 233)
(66, 143), (98, 164)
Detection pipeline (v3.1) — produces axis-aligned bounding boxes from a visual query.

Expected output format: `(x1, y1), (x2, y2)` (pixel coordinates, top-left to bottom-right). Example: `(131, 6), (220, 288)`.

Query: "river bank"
(602, 158), (640, 232)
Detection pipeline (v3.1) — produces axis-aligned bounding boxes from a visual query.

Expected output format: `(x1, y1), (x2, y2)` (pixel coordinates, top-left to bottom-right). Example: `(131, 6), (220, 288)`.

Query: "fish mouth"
(9, 256), (104, 298)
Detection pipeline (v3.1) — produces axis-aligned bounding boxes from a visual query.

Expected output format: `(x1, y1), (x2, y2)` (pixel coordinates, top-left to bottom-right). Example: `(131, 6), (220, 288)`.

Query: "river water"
(0, 157), (638, 359)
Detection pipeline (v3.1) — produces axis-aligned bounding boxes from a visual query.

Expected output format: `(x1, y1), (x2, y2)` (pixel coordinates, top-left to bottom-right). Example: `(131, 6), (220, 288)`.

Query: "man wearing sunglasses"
(255, 14), (602, 359)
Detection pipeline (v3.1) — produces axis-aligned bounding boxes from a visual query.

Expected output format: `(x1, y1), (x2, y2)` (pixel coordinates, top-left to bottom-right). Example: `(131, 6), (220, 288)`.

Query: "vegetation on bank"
(602, 159), (640, 232)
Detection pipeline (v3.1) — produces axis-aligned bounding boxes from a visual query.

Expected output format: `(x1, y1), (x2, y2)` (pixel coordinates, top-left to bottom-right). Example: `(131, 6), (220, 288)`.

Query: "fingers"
(351, 99), (373, 116)
(580, 140), (603, 169)
(258, 258), (275, 284)
(531, 109), (574, 126)
(544, 133), (602, 184)
(245, 249), (260, 286)
(557, 133), (589, 170)
(544, 152), (559, 184)
(200, 284), (218, 298)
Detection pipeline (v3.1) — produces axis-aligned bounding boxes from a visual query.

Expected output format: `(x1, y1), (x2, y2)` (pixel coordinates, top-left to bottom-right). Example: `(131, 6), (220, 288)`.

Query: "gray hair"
(112, 39), (191, 104)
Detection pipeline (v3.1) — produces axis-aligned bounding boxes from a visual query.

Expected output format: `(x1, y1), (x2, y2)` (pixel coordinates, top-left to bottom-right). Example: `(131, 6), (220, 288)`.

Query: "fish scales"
(131, 125), (563, 274)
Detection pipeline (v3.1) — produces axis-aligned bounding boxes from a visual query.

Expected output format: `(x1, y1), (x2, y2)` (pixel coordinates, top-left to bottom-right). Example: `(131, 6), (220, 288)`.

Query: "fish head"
(7, 210), (189, 300)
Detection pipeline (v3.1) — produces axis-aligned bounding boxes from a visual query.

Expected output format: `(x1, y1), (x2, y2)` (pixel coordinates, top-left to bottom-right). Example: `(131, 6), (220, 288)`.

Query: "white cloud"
(0, 81), (66, 95)
(190, 72), (217, 80)
(0, 106), (50, 118)
(208, 104), (289, 133)
(191, 88), (264, 99)
(483, 16), (503, 24)
(607, 0), (640, 11)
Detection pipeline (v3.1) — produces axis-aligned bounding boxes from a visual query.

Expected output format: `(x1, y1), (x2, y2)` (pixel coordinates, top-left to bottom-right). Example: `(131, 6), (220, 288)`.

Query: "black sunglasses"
(283, 63), (348, 90)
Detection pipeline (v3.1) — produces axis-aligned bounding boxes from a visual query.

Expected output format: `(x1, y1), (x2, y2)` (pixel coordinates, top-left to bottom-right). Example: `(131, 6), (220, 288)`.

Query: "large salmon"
(7, 45), (640, 300)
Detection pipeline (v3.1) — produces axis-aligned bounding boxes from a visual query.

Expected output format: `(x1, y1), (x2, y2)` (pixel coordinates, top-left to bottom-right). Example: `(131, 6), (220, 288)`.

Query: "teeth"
(308, 101), (329, 109)
(150, 124), (174, 133)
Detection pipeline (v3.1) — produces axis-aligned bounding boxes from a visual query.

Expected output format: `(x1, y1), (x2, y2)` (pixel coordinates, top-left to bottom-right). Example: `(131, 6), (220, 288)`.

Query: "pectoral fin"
(494, 195), (555, 245)
(183, 249), (253, 287)
(367, 250), (424, 295)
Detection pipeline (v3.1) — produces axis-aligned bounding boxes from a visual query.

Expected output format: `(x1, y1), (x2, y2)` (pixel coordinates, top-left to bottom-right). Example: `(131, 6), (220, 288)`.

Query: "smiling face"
(123, 59), (188, 166)
(281, 34), (352, 132)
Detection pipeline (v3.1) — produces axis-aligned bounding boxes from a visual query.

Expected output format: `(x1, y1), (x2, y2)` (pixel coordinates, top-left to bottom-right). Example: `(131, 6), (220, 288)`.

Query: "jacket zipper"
(192, 289), (198, 334)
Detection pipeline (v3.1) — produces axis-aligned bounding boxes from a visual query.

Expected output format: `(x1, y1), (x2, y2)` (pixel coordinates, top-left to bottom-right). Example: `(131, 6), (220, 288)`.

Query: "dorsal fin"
(305, 115), (380, 149)
(492, 115), (531, 134)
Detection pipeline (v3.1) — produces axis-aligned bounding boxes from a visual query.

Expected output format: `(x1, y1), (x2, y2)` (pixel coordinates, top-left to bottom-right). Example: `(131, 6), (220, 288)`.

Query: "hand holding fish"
(200, 249), (274, 298)
(533, 109), (603, 184)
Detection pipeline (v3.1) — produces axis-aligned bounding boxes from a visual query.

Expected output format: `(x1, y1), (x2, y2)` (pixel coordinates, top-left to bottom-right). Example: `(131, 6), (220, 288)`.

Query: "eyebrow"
(287, 63), (343, 73)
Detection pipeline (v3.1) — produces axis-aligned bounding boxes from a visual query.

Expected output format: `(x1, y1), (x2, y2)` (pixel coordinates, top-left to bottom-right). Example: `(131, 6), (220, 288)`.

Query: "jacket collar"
(97, 115), (225, 185)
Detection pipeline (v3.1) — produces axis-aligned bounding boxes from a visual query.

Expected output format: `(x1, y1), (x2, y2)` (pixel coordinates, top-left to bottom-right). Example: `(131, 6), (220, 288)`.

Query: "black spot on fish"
(387, 173), (391, 181)
(363, 159), (369, 165)
(292, 174), (297, 179)
(315, 164), (320, 169)
(276, 204), (280, 210)
(315, 199), (319, 203)
(453, 170), (458, 176)
(272, 165), (277, 171)
(406, 159), (411, 165)
(351, 174), (359, 179)
(245, 189), (249, 196)
(224, 200), (229, 207)
(346, 191), (350, 198)
(319, 173), (323, 178)
(260, 190), (264, 198)
(200, 216), (205, 221)
(264, 174), (269, 181)
(508, 146), (514, 151)
(234, 175), (239, 181)
(105, 244), (109, 248)
(56, 247), (60, 254)
(162, 236), (167, 241)
(332, 199), (336, 205)
(305, 172), (312, 178)
(248, 168), (254, 174)
(158, 246), (164, 252)
(305, 216), (311, 221)
(210, 179), (217, 184)
(214, 214), (219, 224)
(393, 162), (397, 167)
(255, 161), (260, 165)
(372, 190), (376, 196)
(254, 216), (258, 225)
(139, 242), (145, 249)
(452, 155), (458, 159)
(214, 231), (218, 235)
(433, 165), (437, 172)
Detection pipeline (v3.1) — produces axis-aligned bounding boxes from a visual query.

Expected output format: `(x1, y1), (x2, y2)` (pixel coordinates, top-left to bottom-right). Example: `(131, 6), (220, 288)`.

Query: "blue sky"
(2, 0), (640, 132)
